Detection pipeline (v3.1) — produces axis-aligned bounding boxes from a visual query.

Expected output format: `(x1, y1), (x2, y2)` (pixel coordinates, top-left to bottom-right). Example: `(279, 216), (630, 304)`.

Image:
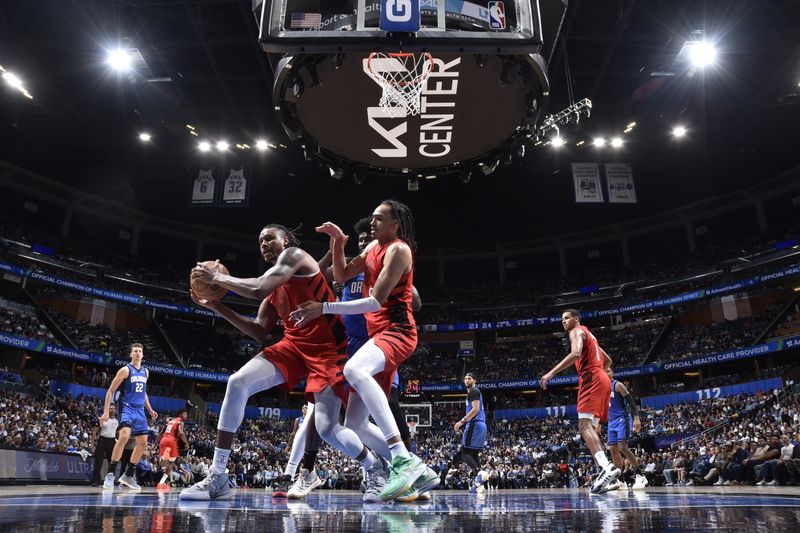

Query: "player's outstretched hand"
(189, 288), (220, 309)
(290, 301), (324, 328)
(316, 222), (347, 243)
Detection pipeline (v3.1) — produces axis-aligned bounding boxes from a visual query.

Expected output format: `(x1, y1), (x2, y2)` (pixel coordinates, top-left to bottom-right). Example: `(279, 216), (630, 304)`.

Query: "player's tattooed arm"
(205, 247), (305, 300)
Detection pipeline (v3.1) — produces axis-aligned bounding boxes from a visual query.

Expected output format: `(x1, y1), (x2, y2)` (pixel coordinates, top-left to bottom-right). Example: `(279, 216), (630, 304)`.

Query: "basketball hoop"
(366, 52), (434, 117)
(407, 420), (418, 438)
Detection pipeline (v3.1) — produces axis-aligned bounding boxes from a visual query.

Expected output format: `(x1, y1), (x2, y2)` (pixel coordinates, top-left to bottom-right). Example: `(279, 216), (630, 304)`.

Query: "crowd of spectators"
(657, 301), (786, 362)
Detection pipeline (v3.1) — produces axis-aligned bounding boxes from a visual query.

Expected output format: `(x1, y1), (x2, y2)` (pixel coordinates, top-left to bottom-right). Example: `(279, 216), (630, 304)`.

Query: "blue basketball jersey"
(341, 273), (368, 339)
(466, 387), (486, 424)
(120, 364), (148, 407)
(608, 379), (627, 421)
(297, 415), (304, 426)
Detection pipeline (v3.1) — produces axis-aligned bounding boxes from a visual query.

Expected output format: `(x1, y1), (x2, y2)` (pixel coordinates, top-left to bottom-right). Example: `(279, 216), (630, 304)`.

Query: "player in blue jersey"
(606, 367), (646, 490)
(454, 372), (489, 494)
(100, 342), (158, 490)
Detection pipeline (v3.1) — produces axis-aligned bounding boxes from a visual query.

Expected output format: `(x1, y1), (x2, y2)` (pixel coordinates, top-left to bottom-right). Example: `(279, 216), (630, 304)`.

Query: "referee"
(90, 404), (118, 486)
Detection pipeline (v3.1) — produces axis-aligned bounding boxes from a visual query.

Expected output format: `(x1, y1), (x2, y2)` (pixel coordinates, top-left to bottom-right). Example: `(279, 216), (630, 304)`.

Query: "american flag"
(290, 13), (322, 29)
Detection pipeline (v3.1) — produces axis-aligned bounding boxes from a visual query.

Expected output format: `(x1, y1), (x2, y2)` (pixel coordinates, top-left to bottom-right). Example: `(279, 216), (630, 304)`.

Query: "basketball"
(190, 260), (229, 301)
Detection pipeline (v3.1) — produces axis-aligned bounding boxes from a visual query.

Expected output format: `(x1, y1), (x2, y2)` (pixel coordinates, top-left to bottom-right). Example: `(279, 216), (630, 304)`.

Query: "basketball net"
(407, 420), (418, 438)
(366, 52), (434, 117)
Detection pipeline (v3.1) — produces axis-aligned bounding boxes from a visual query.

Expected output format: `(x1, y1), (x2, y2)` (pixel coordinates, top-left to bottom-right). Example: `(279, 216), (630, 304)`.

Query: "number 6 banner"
(221, 168), (250, 207)
(190, 169), (216, 206)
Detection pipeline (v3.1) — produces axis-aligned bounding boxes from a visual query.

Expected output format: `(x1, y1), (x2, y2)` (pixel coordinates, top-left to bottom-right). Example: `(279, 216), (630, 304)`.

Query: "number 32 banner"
(189, 168), (250, 207)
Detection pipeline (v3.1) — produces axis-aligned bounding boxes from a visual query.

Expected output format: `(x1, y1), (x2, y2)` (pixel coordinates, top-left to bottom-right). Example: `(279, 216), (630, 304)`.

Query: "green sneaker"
(395, 466), (440, 502)
(380, 454), (427, 501)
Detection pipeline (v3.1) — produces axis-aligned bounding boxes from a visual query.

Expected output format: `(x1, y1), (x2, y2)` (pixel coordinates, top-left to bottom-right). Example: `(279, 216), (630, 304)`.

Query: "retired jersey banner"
(190, 169), (216, 206)
(572, 163), (604, 203)
(221, 168), (249, 207)
(605, 163), (637, 203)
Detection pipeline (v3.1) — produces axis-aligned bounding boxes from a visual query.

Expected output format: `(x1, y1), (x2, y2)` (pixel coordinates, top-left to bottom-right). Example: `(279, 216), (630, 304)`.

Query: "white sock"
(159, 474), (168, 485)
(361, 450), (380, 470)
(594, 451), (610, 469)
(389, 441), (410, 459)
(211, 448), (231, 475)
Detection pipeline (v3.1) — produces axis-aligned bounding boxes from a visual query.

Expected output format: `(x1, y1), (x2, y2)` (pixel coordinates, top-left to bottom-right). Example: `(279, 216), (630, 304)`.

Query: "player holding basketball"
(540, 309), (620, 494)
(454, 372), (489, 494)
(291, 200), (438, 501)
(606, 368), (647, 489)
(100, 343), (158, 490)
(156, 408), (190, 490)
(180, 224), (387, 501)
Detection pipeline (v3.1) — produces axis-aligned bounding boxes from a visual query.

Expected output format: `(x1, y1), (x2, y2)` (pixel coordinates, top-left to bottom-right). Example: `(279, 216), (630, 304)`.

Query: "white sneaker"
(288, 468), (323, 499)
(363, 453), (389, 503)
(590, 463), (621, 494)
(713, 479), (724, 486)
(118, 474), (141, 490)
(766, 480), (778, 486)
(756, 480), (765, 486)
(632, 475), (649, 490)
(179, 470), (232, 501)
(103, 472), (116, 490)
(686, 480), (694, 486)
(723, 480), (731, 486)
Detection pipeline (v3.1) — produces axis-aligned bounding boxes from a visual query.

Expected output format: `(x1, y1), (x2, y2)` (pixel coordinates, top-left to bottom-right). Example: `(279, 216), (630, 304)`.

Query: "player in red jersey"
(291, 200), (437, 501)
(156, 408), (189, 490)
(540, 309), (621, 494)
(179, 224), (386, 501)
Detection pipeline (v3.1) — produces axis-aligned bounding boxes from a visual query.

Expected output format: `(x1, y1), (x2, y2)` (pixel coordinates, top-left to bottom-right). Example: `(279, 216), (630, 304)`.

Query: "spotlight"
(2, 71), (23, 90)
(107, 49), (133, 72)
(407, 177), (419, 192)
(610, 137), (623, 148)
(216, 141), (229, 151)
(329, 167), (343, 180)
(689, 41), (717, 68)
(593, 137), (606, 148)
(198, 141), (211, 152)
(255, 140), (269, 151)
(672, 126), (687, 138)
(479, 161), (499, 176)
(551, 136), (566, 148)
(138, 133), (151, 142)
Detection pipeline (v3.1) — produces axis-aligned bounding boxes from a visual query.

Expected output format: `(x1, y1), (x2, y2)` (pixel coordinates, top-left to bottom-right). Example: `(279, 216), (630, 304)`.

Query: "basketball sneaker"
(271, 474), (294, 498)
(288, 468), (323, 499)
(632, 475), (649, 490)
(380, 454), (427, 501)
(363, 453), (389, 503)
(118, 474), (141, 491)
(103, 472), (116, 490)
(395, 466), (440, 502)
(590, 463), (621, 494)
(179, 469), (232, 501)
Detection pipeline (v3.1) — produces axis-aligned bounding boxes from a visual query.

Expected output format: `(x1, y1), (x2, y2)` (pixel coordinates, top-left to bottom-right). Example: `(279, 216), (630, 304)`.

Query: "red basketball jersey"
(575, 325), (603, 375)
(363, 239), (416, 336)
(165, 417), (182, 437)
(268, 271), (347, 347)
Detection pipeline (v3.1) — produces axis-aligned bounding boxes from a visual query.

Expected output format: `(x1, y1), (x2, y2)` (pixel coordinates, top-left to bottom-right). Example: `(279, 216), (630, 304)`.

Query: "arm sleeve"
(623, 393), (638, 418)
(322, 295), (381, 315)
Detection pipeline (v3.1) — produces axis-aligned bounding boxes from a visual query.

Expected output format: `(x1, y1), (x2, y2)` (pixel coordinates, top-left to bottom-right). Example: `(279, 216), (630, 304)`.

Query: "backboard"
(253, 0), (568, 179)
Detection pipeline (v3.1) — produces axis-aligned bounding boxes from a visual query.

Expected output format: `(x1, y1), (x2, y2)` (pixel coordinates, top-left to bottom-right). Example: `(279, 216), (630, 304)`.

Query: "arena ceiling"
(0, 0), (798, 253)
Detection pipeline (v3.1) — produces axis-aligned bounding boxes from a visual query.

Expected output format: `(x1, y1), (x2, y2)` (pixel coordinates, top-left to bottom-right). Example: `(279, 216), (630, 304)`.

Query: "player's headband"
(465, 372), (477, 379)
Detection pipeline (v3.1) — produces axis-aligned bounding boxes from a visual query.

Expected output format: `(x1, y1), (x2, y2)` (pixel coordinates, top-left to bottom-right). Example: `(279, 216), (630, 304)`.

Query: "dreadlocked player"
(291, 200), (438, 502)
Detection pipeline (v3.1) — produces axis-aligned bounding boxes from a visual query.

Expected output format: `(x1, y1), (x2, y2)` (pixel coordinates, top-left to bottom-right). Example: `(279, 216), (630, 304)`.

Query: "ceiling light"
(2, 71), (23, 90)
(138, 133), (151, 142)
(551, 136), (566, 148)
(576, 140), (585, 147)
(216, 141), (229, 151)
(689, 41), (717, 68)
(198, 141), (211, 152)
(593, 137), (606, 148)
(610, 137), (623, 148)
(626, 121), (636, 129)
(255, 140), (269, 151)
(672, 126), (687, 138)
(107, 49), (133, 72)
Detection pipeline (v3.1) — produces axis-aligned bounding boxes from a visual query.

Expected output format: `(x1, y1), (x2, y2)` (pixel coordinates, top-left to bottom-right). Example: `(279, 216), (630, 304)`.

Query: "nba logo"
(488, 1), (506, 30)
